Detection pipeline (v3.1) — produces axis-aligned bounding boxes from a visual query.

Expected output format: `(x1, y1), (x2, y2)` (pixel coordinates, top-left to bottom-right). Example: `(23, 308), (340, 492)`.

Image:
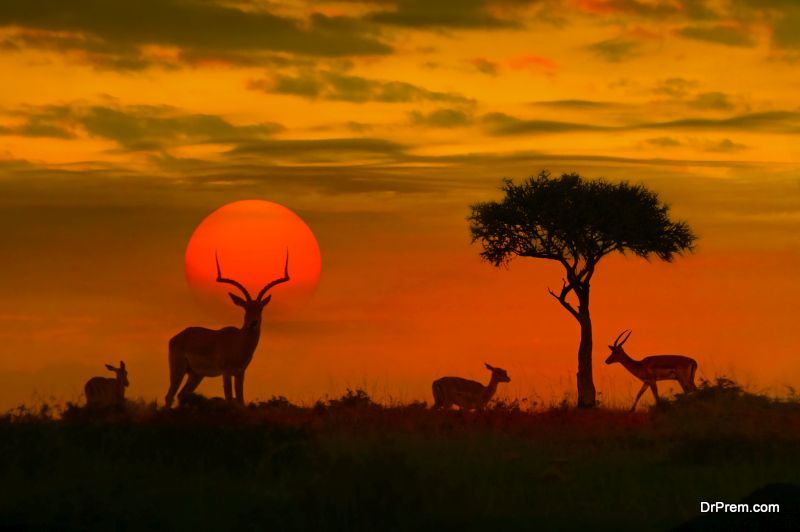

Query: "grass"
(1, 378), (799, 531)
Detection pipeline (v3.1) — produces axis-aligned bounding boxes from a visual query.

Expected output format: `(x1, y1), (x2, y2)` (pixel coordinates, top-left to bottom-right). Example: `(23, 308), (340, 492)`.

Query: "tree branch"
(547, 278), (580, 320)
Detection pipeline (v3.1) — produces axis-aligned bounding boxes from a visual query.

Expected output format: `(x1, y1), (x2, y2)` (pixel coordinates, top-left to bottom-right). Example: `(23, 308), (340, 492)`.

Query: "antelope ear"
(485, 363), (494, 370)
(260, 294), (272, 307)
(229, 293), (247, 307)
(105, 364), (116, 372)
(608, 345), (614, 349)
(120, 361), (125, 369)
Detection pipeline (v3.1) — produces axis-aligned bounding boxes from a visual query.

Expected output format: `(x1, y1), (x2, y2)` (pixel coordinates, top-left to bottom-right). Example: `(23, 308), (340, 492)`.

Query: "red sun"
(185, 200), (321, 314)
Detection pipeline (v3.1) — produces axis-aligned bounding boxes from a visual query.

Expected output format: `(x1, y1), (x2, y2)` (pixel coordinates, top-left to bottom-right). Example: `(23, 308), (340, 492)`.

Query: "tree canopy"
(469, 171), (697, 277)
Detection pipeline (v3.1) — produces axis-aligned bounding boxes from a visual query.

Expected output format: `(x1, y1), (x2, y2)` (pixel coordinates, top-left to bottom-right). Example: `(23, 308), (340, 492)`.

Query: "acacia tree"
(469, 171), (696, 408)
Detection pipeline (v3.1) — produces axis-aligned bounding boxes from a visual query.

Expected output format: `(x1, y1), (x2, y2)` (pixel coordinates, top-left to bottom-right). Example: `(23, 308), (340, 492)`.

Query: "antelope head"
(105, 360), (129, 387)
(215, 250), (290, 330)
(485, 363), (511, 383)
(605, 330), (632, 364)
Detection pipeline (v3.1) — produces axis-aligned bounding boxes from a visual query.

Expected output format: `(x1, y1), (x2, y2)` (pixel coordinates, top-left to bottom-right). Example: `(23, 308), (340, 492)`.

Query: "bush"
(326, 388), (378, 410)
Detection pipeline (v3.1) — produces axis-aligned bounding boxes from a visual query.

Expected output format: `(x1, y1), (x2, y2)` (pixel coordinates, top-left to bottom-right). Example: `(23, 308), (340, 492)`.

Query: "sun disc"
(184, 200), (321, 316)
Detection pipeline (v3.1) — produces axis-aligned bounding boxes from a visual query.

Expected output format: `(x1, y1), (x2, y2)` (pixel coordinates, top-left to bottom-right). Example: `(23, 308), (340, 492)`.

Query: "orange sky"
(0, 0), (798, 409)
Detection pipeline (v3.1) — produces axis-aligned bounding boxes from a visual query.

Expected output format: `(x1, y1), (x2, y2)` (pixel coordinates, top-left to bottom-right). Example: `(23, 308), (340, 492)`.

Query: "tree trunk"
(576, 293), (596, 408)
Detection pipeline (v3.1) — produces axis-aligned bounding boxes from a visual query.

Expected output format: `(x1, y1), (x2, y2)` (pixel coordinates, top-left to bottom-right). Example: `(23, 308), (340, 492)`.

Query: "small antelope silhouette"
(85, 361), (129, 408)
(432, 363), (511, 410)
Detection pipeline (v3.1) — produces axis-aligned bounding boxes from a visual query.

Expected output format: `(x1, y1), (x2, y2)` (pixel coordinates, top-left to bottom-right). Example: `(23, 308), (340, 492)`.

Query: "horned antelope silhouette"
(85, 361), (129, 408)
(432, 363), (511, 410)
(165, 250), (289, 407)
(605, 329), (698, 412)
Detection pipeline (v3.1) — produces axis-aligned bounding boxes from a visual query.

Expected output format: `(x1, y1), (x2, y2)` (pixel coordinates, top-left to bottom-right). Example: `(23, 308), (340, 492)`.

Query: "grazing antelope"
(432, 363), (511, 410)
(165, 250), (289, 407)
(605, 330), (698, 412)
(85, 361), (129, 409)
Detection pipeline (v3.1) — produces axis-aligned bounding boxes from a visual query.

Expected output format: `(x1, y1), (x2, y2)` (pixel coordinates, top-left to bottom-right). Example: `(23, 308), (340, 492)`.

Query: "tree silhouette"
(469, 171), (696, 408)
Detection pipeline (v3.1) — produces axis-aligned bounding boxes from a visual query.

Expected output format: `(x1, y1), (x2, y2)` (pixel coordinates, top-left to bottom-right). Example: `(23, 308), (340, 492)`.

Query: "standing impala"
(605, 330), (697, 412)
(431, 363), (511, 410)
(165, 250), (289, 407)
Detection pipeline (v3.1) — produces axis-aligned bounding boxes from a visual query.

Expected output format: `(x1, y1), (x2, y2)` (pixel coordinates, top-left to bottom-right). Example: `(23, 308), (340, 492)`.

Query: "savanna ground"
(1, 379), (799, 531)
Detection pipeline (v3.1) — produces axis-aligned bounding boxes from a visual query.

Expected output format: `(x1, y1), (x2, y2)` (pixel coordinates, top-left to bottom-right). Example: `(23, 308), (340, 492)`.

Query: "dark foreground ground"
(1, 379), (799, 531)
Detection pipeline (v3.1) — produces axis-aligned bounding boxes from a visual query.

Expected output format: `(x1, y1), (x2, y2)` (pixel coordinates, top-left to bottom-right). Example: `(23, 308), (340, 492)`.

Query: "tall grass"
(1, 378), (798, 531)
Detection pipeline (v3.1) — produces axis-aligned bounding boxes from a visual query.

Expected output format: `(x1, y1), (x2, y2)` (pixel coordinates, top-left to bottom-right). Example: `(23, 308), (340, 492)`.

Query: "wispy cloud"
(587, 37), (641, 62)
(482, 112), (612, 135)
(528, 99), (627, 109)
(644, 136), (747, 152)
(642, 111), (800, 132)
(688, 92), (735, 111)
(653, 78), (699, 98)
(0, 0), (392, 70)
(468, 57), (499, 75)
(483, 109), (800, 135)
(1, 104), (284, 150)
(227, 137), (409, 163)
(409, 108), (473, 128)
(360, 0), (549, 29)
(249, 70), (474, 104)
(677, 24), (756, 47)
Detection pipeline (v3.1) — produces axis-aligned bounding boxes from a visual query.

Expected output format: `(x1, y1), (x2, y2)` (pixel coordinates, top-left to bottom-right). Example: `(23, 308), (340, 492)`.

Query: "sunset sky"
(0, 0), (798, 409)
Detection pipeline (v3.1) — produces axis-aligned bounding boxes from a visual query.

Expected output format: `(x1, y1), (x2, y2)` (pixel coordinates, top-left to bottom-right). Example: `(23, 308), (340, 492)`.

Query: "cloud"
(481, 109), (800, 136)
(0, 0), (392, 69)
(677, 24), (756, 47)
(529, 99), (625, 109)
(703, 138), (747, 152)
(587, 37), (641, 62)
(0, 104), (284, 150)
(468, 57), (499, 75)
(772, 9), (800, 49)
(227, 137), (408, 163)
(481, 112), (612, 135)
(645, 136), (682, 148)
(0, 114), (75, 139)
(728, 0), (800, 50)
(689, 92), (735, 111)
(249, 70), (474, 104)
(361, 0), (548, 29)
(653, 78), (699, 98)
(575, 0), (685, 18)
(409, 108), (473, 128)
(345, 121), (374, 133)
(575, 0), (722, 20)
(0, 28), (160, 71)
(642, 111), (800, 133)
(680, 0), (722, 20)
(644, 136), (747, 152)
(0, 145), (771, 210)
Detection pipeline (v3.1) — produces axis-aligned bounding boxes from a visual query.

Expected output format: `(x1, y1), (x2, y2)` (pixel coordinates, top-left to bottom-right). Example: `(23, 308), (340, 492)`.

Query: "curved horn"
(619, 329), (632, 347)
(256, 248), (290, 302)
(612, 329), (630, 347)
(215, 251), (252, 301)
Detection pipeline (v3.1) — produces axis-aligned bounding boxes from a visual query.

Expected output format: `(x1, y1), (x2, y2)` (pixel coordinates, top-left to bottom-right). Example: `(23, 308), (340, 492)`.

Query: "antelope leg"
(649, 382), (660, 404)
(178, 372), (204, 401)
(234, 373), (245, 405)
(223, 374), (233, 401)
(631, 382), (649, 412)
